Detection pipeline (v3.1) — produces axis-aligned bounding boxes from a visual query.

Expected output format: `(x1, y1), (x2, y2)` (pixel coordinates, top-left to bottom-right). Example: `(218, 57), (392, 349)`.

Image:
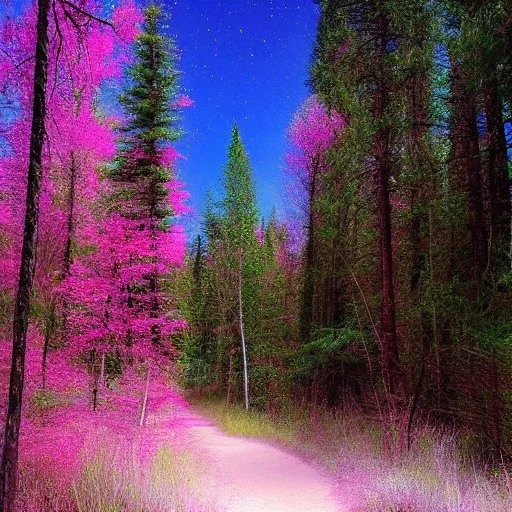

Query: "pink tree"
(0, 1), (140, 507)
(59, 4), (191, 423)
(285, 95), (345, 343)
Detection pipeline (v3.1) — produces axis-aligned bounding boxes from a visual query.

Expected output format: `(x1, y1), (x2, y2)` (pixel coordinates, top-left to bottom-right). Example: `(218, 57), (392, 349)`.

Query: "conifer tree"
(114, 3), (182, 222)
(94, 3), (189, 415)
(220, 125), (259, 409)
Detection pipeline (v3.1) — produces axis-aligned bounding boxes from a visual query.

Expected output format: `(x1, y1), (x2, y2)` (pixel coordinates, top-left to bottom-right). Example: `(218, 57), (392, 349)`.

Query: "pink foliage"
(0, 0), (140, 298)
(60, 207), (188, 365)
(174, 94), (195, 108)
(284, 96), (345, 243)
(112, 0), (144, 43)
(286, 95), (345, 171)
(162, 145), (185, 168)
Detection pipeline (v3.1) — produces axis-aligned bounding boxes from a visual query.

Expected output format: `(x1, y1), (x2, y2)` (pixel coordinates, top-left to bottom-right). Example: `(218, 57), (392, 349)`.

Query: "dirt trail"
(164, 397), (343, 512)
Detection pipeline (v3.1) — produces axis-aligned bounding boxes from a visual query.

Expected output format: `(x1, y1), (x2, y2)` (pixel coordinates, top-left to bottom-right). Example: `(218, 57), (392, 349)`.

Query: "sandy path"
(165, 399), (343, 512)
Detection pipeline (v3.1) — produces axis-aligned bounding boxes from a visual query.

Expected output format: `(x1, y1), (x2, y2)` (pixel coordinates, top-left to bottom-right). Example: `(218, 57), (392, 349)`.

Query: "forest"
(1, 0), (512, 511)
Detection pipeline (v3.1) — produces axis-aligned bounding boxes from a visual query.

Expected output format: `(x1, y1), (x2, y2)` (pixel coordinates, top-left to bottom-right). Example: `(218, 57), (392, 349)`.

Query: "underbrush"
(190, 393), (512, 512)
(17, 436), (217, 512)
(10, 358), (219, 512)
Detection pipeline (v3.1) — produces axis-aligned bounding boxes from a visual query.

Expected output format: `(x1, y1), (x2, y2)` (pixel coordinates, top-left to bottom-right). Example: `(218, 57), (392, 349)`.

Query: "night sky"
(165, 0), (320, 228)
(5, 0), (320, 228)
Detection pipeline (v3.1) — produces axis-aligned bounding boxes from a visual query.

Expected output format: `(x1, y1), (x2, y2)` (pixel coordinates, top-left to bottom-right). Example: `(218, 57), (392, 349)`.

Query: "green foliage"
(30, 390), (67, 411)
(119, 5), (181, 146)
(189, 395), (298, 443)
(295, 326), (366, 379)
(112, 3), (183, 221)
(221, 125), (259, 253)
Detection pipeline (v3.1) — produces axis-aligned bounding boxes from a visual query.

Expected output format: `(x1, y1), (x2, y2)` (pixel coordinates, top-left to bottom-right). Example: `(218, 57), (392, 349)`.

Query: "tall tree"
(0, 1), (50, 507)
(285, 96), (344, 344)
(220, 125), (259, 410)
(105, 3), (188, 420)
(0, 0), (135, 506)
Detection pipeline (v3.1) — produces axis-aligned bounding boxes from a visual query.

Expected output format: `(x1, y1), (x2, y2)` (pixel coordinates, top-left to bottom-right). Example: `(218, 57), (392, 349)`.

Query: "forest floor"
(160, 391), (345, 511)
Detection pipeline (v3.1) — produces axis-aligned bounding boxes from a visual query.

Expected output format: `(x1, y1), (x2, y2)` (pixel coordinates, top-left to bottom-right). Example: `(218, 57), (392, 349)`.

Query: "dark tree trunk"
(449, 62), (487, 286)
(485, 84), (510, 273)
(299, 159), (319, 344)
(405, 24), (433, 439)
(61, 152), (76, 343)
(41, 300), (56, 390)
(373, 10), (404, 401)
(0, 0), (50, 509)
(63, 152), (77, 277)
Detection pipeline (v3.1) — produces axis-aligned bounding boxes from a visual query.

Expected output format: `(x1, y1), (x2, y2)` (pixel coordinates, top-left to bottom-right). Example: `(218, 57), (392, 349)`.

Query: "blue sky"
(165, 0), (320, 227)
(4, 0), (320, 229)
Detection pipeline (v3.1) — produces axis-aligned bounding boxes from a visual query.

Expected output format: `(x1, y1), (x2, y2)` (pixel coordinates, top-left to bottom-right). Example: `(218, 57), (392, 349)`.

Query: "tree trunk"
(0, 0), (50, 509)
(63, 153), (76, 277)
(58, 152), (76, 346)
(91, 350), (99, 411)
(100, 352), (106, 390)
(226, 348), (233, 404)
(485, 84), (510, 273)
(449, 61), (487, 285)
(238, 252), (249, 410)
(139, 366), (151, 427)
(299, 160), (318, 344)
(373, 9), (404, 402)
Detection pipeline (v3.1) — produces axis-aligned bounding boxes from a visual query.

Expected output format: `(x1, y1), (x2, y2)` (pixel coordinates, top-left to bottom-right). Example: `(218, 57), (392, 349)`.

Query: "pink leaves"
(162, 146), (184, 168)
(60, 210), (188, 365)
(173, 95), (195, 109)
(166, 179), (191, 216)
(0, 0), (189, 427)
(288, 95), (345, 161)
(112, 0), (143, 44)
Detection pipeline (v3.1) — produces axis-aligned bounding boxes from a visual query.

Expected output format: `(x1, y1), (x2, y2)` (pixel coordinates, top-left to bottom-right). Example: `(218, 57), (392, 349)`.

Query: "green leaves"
(295, 326), (367, 379)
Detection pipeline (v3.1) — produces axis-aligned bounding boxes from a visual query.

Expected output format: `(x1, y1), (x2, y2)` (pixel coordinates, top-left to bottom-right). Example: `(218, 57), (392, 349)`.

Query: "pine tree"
(220, 125), (259, 409)
(100, 3), (188, 420)
(114, 3), (182, 222)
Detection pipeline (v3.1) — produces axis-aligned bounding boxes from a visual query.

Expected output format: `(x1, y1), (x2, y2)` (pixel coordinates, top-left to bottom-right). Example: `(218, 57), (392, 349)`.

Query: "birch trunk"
(139, 366), (151, 427)
(238, 252), (249, 411)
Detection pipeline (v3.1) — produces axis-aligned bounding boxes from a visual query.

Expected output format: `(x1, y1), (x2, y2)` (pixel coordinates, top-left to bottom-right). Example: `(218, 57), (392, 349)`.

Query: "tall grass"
(17, 439), (218, 512)
(191, 395), (512, 512)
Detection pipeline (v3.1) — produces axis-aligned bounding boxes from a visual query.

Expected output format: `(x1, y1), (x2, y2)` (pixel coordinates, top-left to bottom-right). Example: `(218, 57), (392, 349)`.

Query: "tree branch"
(60, 0), (115, 31)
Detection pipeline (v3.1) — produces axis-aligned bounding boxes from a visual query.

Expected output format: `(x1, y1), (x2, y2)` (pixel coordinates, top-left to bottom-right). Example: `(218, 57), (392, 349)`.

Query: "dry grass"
(17, 438), (219, 512)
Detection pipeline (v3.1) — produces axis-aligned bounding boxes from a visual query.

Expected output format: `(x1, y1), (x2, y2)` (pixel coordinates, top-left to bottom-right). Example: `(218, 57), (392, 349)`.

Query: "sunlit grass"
(72, 443), (217, 512)
(188, 394), (300, 444)
(189, 393), (512, 512)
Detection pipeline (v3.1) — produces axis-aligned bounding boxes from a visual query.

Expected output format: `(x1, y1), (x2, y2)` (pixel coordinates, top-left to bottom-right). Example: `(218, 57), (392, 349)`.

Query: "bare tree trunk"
(100, 352), (106, 390)
(58, 152), (77, 349)
(299, 160), (319, 344)
(139, 366), (151, 427)
(373, 9), (404, 402)
(63, 153), (76, 277)
(91, 350), (100, 411)
(238, 252), (249, 411)
(41, 315), (52, 390)
(0, 0), (50, 509)
(226, 348), (233, 404)
(485, 84), (510, 272)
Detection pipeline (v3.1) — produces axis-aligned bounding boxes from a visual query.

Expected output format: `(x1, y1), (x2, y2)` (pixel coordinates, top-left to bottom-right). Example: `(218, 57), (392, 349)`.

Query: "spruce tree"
(114, 3), (181, 222)
(221, 125), (259, 409)
(222, 125), (259, 252)
(107, 4), (186, 372)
